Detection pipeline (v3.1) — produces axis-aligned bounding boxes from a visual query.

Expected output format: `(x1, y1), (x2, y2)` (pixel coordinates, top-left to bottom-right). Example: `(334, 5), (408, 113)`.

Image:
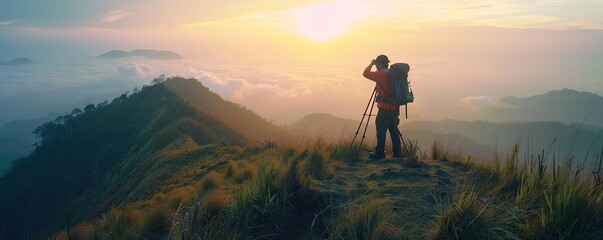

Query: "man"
(362, 54), (402, 159)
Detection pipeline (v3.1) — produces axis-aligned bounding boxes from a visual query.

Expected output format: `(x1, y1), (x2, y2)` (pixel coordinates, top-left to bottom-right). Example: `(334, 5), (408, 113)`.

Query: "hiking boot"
(368, 152), (385, 159)
(393, 153), (403, 158)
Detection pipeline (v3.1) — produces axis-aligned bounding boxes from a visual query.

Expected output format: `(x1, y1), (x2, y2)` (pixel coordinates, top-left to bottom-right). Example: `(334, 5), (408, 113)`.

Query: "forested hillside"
(0, 81), (252, 239)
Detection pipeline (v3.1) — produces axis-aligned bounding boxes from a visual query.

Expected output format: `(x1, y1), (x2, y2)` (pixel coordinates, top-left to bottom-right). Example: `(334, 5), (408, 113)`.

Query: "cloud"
(0, 56), (195, 124)
(193, 71), (294, 102)
(98, 10), (131, 24)
(461, 5), (493, 10)
(116, 62), (156, 79)
(0, 20), (15, 26)
(461, 96), (494, 108)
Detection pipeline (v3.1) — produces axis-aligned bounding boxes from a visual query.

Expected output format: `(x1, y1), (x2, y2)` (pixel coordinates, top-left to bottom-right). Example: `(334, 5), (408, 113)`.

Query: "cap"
(375, 55), (389, 64)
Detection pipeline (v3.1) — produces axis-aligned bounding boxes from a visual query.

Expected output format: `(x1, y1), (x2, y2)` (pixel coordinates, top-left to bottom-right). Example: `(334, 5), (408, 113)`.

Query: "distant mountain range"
(288, 113), (359, 140)
(289, 113), (495, 160)
(0, 57), (33, 66)
(0, 79), (256, 238)
(292, 112), (603, 164)
(404, 120), (603, 162)
(98, 49), (183, 60)
(0, 113), (59, 175)
(290, 89), (603, 163)
(164, 78), (285, 142)
(458, 89), (603, 127)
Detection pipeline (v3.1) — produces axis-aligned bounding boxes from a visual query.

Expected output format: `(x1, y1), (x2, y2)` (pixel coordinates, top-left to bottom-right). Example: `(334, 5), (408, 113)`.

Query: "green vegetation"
(431, 190), (503, 239)
(4, 133), (602, 239)
(1, 77), (601, 239)
(164, 77), (285, 142)
(335, 199), (393, 240)
(0, 80), (252, 239)
(429, 143), (603, 240)
(41, 145), (330, 239)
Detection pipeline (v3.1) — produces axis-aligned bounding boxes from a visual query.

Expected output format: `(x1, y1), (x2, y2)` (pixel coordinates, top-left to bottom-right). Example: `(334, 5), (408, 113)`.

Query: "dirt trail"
(311, 157), (469, 239)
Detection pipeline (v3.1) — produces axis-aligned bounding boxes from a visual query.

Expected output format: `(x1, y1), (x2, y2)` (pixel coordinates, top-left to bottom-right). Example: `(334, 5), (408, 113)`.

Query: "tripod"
(351, 89), (409, 159)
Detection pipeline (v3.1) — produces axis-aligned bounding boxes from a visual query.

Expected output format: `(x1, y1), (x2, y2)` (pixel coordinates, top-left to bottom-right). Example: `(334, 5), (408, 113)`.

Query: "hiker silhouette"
(362, 55), (402, 159)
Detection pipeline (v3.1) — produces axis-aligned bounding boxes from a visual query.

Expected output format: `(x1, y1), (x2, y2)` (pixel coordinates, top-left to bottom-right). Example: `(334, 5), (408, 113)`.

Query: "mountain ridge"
(0, 57), (33, 66)
(164, 77), (285, 142)
(98, 49), (183, 60)
(291, 110), (603, 164)
(0, 80), (601, 239)
(463, 88), (603, 126)
(289, 112), (360, 140)
(0, 81), (253, 238)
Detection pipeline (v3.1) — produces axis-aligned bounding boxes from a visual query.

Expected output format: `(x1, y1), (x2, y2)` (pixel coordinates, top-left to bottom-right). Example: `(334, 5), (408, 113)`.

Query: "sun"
(290, 2), (353, 42)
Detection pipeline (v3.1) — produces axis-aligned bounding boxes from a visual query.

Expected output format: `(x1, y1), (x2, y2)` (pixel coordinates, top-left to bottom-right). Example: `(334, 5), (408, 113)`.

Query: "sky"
(1, 0), (603, 125)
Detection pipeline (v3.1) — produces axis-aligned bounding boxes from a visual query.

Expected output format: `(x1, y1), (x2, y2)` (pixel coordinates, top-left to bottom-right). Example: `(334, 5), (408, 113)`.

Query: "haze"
(1, 0), (602, 125)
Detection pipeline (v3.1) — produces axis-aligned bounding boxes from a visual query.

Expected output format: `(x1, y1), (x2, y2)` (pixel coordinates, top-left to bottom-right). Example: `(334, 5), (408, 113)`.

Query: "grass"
(328, 140), (361, 161)
(336, 199), (394, 240)
(198, 171), (226, 192)
(282, 147), (296, 162)
(430, 189), (511, 240)
(140, 204), (171, 238)
(432, 140), (450, 162)
(199, 147), (329, 239)
(431, 142), (603, 240)
(43, 139), (603, 240)
(305, 150), (328, 180)
(225, 160), (259, 183)
(511, 162), (603, 239)
(200, 189), (231, 217)
(403, 139), (424, 159)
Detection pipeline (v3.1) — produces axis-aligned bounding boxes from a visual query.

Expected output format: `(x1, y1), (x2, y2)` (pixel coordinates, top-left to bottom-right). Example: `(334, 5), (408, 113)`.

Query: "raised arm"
(363, 59), (381, 82)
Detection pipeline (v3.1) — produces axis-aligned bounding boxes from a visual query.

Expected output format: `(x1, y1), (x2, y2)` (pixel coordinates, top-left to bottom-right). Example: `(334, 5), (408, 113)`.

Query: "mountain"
(0, 137), (31, 175)
(164, 77), (285, 142)
(289, 113), (603, 164)
(0, 113), (59, 175)
(0, 81), (253, 239)
(0, 57), (33, 66)
(460, 89), (603, 127)
(288, 113), (495, 160)
(289, 113), (360, 140)
(403, 120), (603, 163)
(98, 49), (183, 60)
(1, 79), (600, 239)
(0, 113), (60, 142)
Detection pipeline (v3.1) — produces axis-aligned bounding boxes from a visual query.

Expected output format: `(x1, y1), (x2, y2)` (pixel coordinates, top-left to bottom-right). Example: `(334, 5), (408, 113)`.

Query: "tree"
(151, 75), (166, 85)
(97, 100), (109, 109)
(84, 104), (96, 112)
(119, 92), (128, 102)
(71, 108), (82, 115)
(54, 115), (64, 124)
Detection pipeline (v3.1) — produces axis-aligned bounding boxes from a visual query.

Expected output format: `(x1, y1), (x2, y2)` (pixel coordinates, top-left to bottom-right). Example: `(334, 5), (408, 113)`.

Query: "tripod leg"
(357, 92), (377, 159)
(351, 88), (376, 147)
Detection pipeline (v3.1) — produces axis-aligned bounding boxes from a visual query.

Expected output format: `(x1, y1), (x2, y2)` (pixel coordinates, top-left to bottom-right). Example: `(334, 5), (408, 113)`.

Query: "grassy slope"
(164, 77), (285, 142)
(0, 83), (253, 239)
(2, 78), (601, 239)
(39, 140), (465, 239)
(50, 140), (603, 240)
(4, 123), (601, 239)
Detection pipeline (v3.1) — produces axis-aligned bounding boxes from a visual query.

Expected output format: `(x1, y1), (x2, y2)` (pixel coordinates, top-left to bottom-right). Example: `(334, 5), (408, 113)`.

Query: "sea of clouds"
(0, 53), (370, 126)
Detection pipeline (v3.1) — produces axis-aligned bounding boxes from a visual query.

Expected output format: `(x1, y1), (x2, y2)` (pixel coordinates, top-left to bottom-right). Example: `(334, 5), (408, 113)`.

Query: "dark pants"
(375, 108), (402, 156)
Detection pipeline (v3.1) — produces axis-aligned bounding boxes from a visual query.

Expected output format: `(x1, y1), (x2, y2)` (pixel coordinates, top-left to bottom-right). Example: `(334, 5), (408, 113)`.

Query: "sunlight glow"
(290, 2), (358, 42)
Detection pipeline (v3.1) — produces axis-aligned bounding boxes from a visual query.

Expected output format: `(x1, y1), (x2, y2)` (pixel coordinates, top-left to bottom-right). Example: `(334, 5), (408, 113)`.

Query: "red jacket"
(363, 67), (399, 110)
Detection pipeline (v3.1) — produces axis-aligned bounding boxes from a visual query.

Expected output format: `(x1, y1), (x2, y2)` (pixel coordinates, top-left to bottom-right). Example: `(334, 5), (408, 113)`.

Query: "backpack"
(376, 63), (414, 106)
